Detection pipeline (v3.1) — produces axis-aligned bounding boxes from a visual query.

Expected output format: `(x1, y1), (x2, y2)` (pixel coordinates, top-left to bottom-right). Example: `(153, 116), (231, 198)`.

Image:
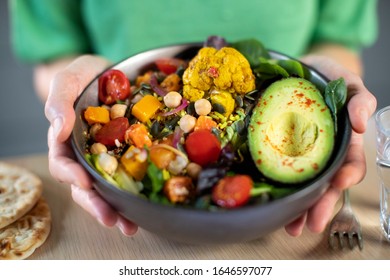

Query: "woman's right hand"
(44, 55), (138, 236)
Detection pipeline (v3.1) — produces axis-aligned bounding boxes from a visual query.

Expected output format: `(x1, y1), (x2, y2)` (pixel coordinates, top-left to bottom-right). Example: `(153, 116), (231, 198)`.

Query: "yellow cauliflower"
(182, 47), (256, 103)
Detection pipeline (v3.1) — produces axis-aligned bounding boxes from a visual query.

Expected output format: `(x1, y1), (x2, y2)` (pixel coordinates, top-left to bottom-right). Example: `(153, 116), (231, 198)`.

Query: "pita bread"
(0, 162), (43, 229)
(0, 197), (51, 260)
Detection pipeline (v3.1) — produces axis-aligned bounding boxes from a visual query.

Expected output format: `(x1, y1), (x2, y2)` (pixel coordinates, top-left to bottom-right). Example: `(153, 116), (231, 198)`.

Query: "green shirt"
(10, 0), (378, 63)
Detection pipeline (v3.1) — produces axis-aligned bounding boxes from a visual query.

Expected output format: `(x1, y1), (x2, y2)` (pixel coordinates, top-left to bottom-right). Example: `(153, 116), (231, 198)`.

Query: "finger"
(44, 55), (111, 142)
(48, 126), (92, 189)
(306, 133), (365, 233)
(71, 184), (118, 227)
(300, 55), (358, 82)
(331, 132), (366, 190)
(116, 215), (138, 236)
(306, 187), (342, 233)
(284, 212), (307, 237)
(347, 86), (377, 134)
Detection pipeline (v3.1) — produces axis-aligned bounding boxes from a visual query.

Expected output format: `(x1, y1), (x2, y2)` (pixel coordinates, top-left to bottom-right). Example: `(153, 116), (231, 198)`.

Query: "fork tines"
(329, 231), (363, 250)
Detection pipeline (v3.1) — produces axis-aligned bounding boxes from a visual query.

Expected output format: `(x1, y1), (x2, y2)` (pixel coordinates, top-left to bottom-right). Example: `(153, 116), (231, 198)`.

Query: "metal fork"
(328, 189), (363, 250)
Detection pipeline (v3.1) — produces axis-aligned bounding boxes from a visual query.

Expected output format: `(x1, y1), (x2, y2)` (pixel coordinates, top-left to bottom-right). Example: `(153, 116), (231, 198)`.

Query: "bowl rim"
(71, 42), (352, 217)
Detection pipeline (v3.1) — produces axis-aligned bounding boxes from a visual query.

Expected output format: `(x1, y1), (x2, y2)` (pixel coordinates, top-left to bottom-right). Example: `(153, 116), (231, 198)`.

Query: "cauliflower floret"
(182, 85), (205, 102)
(182, 47), (256, 103)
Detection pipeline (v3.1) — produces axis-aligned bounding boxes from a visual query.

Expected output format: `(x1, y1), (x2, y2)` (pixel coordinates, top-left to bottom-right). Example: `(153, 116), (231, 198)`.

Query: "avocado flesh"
(248, 77), (335, 184)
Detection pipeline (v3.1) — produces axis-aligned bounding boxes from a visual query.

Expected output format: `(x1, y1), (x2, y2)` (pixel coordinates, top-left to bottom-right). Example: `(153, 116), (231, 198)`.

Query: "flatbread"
(0, 197), (51, 260)
(0, 162), (43, 229)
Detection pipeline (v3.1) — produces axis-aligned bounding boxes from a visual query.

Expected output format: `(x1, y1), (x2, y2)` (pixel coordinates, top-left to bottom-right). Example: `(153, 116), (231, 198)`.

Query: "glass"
(375, 106), (390, 241)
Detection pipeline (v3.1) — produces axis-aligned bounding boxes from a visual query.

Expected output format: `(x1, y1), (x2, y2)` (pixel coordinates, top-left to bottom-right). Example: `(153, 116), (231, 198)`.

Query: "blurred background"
(0, 1), (389, 157)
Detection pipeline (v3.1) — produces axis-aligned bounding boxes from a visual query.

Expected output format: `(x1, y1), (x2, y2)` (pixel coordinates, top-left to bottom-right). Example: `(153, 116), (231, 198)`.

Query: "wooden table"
(2, 117), (390, 260)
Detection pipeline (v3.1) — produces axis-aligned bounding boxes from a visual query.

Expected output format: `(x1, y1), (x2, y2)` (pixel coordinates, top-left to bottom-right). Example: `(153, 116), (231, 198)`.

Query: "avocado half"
(248, 77), (335, 184)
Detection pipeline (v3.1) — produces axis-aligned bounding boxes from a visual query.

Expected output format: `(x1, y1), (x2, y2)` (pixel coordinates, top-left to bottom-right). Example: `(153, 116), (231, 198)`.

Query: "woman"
(10, 0), (378, 237)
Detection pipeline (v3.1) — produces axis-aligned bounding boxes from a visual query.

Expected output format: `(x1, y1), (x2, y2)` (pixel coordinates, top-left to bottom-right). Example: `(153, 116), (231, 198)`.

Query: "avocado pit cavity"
(266, 112), (318, 157)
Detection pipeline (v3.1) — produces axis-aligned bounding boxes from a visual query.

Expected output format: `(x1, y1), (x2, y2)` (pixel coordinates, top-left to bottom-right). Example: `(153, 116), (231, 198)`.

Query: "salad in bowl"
(71, 36), (351, 243)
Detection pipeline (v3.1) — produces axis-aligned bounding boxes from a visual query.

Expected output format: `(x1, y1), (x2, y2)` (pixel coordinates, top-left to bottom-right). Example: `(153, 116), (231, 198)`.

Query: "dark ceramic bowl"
(71, 43), (351, 244)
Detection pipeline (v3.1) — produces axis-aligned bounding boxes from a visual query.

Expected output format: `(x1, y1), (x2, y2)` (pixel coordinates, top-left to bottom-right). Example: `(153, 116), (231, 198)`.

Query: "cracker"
(0, 162), (43, 229)
(0, 197), (51, 260)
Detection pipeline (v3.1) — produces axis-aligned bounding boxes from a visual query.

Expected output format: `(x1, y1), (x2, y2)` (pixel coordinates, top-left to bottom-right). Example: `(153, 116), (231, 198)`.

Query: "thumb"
(44, 55), (111, 142)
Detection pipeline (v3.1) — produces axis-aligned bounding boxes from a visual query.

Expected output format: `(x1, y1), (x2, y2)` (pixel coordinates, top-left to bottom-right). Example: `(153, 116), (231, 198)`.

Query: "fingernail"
(53, 117), (64, 139)
(97, 217), (109, 228)
(116, 222), (130, 236)
(116, 219), (137, 236)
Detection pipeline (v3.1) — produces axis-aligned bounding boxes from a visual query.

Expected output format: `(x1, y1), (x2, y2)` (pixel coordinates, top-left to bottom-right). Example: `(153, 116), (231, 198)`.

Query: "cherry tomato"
(155, 58), (186, 75)
(98, 69), (131, 105)
(95, 117), (129, 147)
(185, 129), (221, 167)
(212, 175), (253, 208)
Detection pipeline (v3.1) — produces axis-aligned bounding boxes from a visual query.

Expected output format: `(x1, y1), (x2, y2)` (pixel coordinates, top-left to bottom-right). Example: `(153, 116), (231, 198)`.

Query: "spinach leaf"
(146, 161), (164, 193)
(325, 77), (347, 112)
(253, 59), (289, 81)
(231, 39), (270, 67)
(324, 77), (347, 132)
(277, 59), (309, 79)
(250, 182), (297, 199)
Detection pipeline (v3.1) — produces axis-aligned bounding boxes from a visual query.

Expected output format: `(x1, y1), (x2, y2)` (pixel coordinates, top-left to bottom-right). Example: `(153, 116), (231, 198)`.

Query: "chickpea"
(89, 123), (102, 140)
(110, 104), (127, 119)
(194, 98), (212, 116)
(163, 91), (182, 108)
(97, 153), (118, 176)
(90, 142), (107, 154)
(131, 94), (143, 104)
(179, 114), (196, 133)
(186, 162), (202, 179)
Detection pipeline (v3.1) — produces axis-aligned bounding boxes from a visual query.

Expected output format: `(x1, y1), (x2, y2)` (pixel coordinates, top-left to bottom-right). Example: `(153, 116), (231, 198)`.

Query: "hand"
(284, 55), (377, 236)
(44, 55), (138, 236)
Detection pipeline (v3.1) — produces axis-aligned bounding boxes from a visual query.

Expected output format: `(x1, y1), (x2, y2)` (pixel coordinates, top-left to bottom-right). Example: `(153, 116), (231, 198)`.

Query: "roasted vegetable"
(163, 176), (195, 204)
(131, 94), (162, 123)
(125, 123), (152, 148)
(160, 73), (182, 92)
(84, 106), (110, 125)
(120, 146), (148, 181)
(149, 145), (176, 170)
(94, 117), (129, 147)
(194, 115), (217, 131)
(182, 47), (256, 102)
(210, 89), (235, 117)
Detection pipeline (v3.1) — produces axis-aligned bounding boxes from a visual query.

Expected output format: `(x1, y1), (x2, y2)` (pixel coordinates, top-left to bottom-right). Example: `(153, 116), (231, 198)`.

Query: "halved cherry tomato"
(155, 58), (186, 75)
(98, 69), (131, 105)
(185, 129), (221, 167)
(95, 117), (129, 147)
(212, 175), (253, 208)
